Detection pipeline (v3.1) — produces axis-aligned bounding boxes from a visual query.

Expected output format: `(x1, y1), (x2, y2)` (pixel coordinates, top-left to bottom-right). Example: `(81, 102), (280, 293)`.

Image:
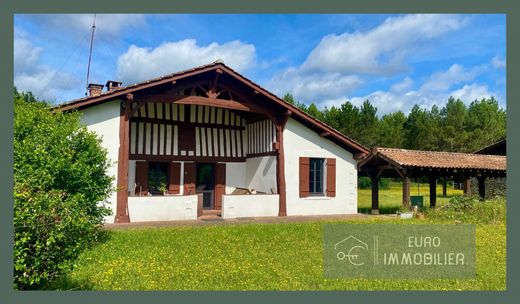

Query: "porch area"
(113, 66), (291, 223)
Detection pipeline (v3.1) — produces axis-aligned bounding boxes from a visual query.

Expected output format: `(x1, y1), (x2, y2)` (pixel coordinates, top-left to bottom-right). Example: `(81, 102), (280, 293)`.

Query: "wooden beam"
(115, 100), (131, 223)
(463, 177), (472, 196)
(131, 117), (246, 130)
(276, 115), (290, 216)
(173, 95), (256, 112)
(402, 175), (411, 209)
(128, 100), (146, 118)
(429, 175), (437, 208)
(442, 176), (447, 197)
(136, 94), (274, 117)
(477, 176), (486, 200)
(370, 172), (379, 214)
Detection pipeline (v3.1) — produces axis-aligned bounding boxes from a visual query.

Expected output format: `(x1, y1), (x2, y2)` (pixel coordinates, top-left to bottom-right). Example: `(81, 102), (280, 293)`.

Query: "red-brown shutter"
(299, 157), (310, 198)
(326, 158), (336, 197)
(135, 161), (148, 196)
(183, 162), (196, 195)
(168, 162), (181, 194)
(214, 163), (226, 209)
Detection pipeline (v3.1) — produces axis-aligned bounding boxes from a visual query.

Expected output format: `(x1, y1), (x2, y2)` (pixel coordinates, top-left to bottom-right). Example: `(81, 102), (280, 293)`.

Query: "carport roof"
(359, 147), (506, 172)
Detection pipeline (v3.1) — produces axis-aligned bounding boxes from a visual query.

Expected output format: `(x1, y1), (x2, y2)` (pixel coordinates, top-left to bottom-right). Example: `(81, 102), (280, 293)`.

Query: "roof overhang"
(54, 62), (369, 157)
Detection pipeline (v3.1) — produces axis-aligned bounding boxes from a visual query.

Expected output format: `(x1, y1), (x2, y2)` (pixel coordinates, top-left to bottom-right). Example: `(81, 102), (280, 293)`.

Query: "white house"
(56, 62), (368, 223)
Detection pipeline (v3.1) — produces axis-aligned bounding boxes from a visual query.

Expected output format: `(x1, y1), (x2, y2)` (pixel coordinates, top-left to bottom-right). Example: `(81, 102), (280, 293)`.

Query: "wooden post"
(442, 176), (447, 197)
(463, 177), (472, 196)
(115, 99), (131, 223)
(477, 176), (486, 200)
(402, 175), (411, 209)
(429, 175), (437, 208)
(370, 173), (379, 214)
(276, 114), (290, 216)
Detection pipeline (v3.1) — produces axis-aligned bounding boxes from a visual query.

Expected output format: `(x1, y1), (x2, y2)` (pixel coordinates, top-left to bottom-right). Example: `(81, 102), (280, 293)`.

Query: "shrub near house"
(13, 89), (113, 289)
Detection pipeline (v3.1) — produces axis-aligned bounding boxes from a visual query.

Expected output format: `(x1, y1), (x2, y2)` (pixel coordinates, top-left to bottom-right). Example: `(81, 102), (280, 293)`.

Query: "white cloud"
(348, 82), (494, 116)
(23, 14), (146, 36)
(266, 14), (468, 108)
(302, 14), (466, 74)
(116, 39), (257, 85)
(420, 64), (483, 92)
(14, 33), (81, 102)
(390, 77), (413, 93)
(451, 83), (492, 102)
(14, 36), (41, 76)
(266, 67), (363, 103)
(491, 56), (506, 69)
(339, 62), (496, 115)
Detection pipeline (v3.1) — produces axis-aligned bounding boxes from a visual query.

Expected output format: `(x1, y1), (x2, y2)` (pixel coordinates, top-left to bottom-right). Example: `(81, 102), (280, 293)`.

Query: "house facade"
(58, 63), (368, 223)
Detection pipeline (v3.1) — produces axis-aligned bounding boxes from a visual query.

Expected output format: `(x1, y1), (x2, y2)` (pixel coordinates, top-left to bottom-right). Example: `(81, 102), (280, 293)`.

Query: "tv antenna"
(85, 14), (97, 96)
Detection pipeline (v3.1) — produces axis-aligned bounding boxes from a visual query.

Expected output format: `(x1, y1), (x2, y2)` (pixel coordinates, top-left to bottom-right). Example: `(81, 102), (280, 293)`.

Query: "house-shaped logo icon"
(335, 235), (369, 266)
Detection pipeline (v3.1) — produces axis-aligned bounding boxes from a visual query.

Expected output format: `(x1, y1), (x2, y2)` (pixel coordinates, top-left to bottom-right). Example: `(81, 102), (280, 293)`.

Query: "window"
(148, 162), (169, 195)
(299, 157), (336, 198)
(309, 158), (325, 195)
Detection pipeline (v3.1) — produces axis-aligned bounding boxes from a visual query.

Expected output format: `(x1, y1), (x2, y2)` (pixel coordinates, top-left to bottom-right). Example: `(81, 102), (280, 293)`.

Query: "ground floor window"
(309, 158), (324, 195)
(148, 162), (169, 195)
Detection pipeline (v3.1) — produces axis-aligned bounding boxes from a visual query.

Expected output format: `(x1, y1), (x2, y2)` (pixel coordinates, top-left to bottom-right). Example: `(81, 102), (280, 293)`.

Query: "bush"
(14, 90), (113, 289)
(358, 177), (390, 190)
(423, 195), (505, 224)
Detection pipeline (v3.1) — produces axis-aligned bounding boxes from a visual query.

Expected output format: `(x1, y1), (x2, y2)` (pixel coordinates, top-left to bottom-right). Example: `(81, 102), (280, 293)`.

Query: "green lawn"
(358, 182), (464, 214)
(49, 192), (505, 291)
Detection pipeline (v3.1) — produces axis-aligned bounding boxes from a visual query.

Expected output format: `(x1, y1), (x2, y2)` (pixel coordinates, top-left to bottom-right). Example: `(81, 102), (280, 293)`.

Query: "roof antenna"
(85, 14), (97, 96)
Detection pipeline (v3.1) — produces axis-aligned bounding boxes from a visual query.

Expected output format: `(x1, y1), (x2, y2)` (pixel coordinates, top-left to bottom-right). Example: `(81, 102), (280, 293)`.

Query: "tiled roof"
(371, 147), (506, 171)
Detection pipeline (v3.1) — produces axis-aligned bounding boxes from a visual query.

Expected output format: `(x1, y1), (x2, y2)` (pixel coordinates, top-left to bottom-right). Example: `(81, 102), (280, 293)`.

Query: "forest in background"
(283, 94), (506, 152)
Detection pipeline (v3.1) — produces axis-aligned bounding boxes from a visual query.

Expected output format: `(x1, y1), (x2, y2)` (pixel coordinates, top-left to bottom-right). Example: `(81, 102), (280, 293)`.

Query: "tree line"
(283, 94), (506, 152)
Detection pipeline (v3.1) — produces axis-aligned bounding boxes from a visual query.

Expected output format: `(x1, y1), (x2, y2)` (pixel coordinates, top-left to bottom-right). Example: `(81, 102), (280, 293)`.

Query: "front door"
(196, 163), (215, 209)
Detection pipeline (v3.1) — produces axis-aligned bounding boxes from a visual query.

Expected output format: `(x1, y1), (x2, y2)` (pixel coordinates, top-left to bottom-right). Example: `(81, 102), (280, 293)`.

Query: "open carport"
(358, 147), (506, 214)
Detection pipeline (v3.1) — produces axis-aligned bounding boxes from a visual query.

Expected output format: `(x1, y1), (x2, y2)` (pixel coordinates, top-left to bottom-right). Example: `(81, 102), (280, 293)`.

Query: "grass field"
(48, 185), (505, 291)
(358, 181), (464, 214)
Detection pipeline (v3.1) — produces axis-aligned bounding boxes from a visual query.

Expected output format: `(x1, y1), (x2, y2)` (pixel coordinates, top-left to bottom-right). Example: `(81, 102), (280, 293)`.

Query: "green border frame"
(1, 1), (517, 303)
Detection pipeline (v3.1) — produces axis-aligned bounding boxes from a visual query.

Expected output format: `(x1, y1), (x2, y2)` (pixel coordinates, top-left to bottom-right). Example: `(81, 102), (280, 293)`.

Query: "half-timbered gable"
(58, 62), (368, 223)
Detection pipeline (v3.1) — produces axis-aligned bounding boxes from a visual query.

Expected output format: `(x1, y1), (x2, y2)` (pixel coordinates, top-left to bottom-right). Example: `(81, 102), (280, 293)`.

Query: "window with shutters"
(299, 157), (336, 198)
(309, 158), (325, 195)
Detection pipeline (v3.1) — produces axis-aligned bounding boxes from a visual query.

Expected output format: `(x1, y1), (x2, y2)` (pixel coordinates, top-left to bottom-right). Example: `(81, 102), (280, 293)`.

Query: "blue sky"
(14, 14), (506, 115)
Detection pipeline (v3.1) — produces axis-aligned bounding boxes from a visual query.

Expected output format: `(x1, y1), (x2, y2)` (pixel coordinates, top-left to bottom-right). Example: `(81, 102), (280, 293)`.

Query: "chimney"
(105, 80), (123, 92)
(88, 83), (104, 97)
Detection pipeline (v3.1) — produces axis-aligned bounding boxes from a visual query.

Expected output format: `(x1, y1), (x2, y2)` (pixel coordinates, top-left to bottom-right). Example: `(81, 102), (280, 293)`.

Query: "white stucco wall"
(225, 162), (247, 194)
(283, 118), (358, 216)
(80, 100), (121, 223)
(128, 195), (198, 222)
(246, 155), (277, 194)
(221, 194), (279, 219)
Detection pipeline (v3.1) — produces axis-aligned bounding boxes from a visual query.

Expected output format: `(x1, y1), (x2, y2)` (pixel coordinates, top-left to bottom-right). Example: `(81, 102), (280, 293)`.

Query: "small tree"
(13, 90), (113, 289)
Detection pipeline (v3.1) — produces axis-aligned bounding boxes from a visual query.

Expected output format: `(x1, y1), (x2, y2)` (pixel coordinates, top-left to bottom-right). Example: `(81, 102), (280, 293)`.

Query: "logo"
(324, 224), (476, 279)
(334, 235), (369, 266)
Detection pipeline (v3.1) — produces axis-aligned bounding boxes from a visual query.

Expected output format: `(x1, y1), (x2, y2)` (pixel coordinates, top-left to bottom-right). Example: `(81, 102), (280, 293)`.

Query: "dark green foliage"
(377, 111), (407, 148)
(470, 177), (506, 199)
(283, 92), (505, 152)
(358, 177), (390, 190)
(14, 90), (113, 289)
(282, 93), (308, 112)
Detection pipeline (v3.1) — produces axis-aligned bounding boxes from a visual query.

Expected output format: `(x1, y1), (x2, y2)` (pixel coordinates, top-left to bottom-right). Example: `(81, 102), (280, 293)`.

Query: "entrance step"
(202, 210), (222, 216)
(198, 215), (224, 222)
(199, 209), (222, 221)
